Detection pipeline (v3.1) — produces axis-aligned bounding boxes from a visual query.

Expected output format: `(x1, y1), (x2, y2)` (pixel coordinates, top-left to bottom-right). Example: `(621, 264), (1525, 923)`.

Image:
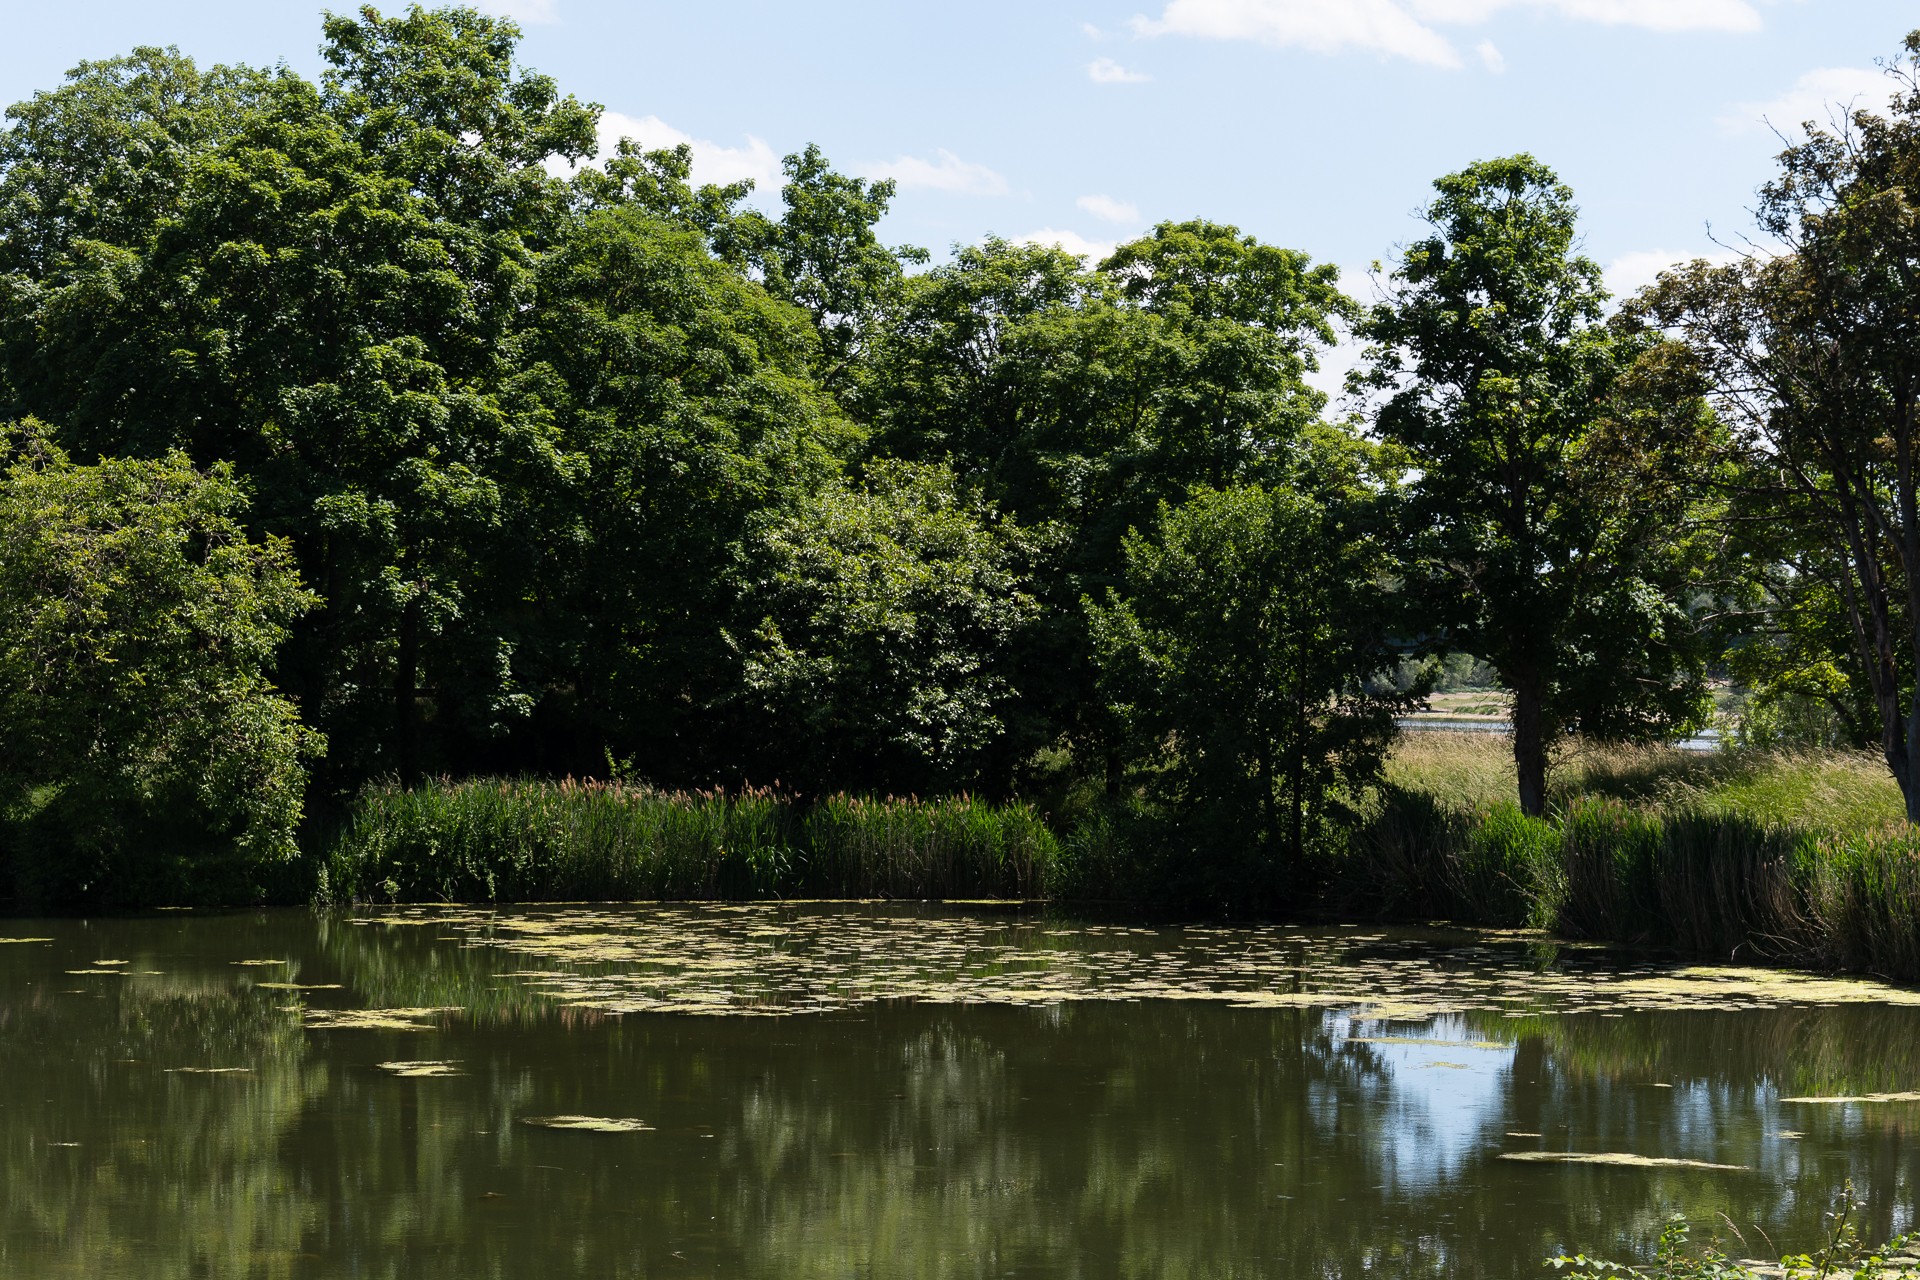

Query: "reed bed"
(319, 778), (1058, 905)
(1349, 733), (1920, 980)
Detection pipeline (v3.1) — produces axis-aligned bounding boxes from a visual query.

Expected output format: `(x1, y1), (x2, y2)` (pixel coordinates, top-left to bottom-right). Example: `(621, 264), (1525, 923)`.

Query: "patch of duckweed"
(347, 905), (1920, 1022)
(254, 982), (344, 991)
(1778, 1092), (1920, 1104)
(519, 1115), (652, 1133)
(1498, 1152), (1748, 1170)
(231, 959), (288, 967)
(164, 1067), (252, 1075)
(0, 938), (52, 944)
(376, 1060), (463, 1078)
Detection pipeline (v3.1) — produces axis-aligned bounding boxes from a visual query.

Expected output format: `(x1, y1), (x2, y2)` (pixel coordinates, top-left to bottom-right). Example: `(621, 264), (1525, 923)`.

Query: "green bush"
(0, 425), (320, 908)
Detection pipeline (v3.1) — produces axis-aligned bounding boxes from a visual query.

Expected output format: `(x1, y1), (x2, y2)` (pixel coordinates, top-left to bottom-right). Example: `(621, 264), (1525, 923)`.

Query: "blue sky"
(2, 0), (1913, 307)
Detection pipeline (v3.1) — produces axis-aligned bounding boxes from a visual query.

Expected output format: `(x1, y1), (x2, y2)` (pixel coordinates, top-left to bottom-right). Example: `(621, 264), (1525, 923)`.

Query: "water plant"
(1551, 1185), (1920, 1279)
(320, 778), (1058, 905)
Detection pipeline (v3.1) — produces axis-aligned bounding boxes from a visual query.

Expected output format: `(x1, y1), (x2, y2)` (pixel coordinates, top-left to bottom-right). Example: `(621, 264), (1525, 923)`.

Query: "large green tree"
(865, 226), (1351, 788)
(524, 201), (852, 781)
(1087, 460), (1415, 885)
(0, 7), (594, 790)
(730, 461), (1036, 794)
(1639, 37), (1920, 815)
(0, 423), (317, 905)
(1359, 155), (1718, 815)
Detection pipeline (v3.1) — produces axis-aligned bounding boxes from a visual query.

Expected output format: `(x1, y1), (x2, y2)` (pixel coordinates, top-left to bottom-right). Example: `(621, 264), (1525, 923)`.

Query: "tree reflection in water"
(0, 909), (1913, 1278)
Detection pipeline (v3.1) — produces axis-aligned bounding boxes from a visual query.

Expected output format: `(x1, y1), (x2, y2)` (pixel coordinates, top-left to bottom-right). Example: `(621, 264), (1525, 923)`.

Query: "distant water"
(1, 906), (1913, 1278)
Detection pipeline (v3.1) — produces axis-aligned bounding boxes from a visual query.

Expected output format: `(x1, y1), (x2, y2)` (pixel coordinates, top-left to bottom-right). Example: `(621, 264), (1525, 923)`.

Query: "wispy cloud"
(1475, 39), (1505, 73)
(1132, 0), (1764, 69)
(577, 112), (782, 190)
(1721, 66), (1897, 134)
(1133, 0), (1461, 67)
(1078, 194), (1142, 224)
(863, 150), (1009, 196)
(1604, 248), (1743, 298)
(1016, 228), (1120, 263)
(1089, 56), (1153, 83)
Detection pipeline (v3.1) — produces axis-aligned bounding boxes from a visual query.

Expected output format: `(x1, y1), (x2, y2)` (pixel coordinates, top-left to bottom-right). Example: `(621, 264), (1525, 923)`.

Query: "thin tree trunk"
(395, 593), (421, 791)
(1511, 670), (1548, 818)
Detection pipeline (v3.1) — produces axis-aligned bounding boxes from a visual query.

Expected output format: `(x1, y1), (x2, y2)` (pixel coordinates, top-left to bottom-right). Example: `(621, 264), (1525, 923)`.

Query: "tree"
(1087, 472), (1414, 884)
(730, 143), (926, 396)
(729, 461), (1036, 795)
(1359, 155), (1718, 816)
(0, 7), (592, 791)
(865, 228), (1352, 790)
(0, 423), (318, 905)
(524, 202), (851, 781)
(1638, 37), (1920, 815)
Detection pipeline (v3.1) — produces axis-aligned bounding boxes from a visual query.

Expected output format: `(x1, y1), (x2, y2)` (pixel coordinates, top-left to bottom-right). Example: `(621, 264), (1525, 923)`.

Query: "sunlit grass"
(1384, 732), (1903, 830)
(1355, 733), (1920, 980)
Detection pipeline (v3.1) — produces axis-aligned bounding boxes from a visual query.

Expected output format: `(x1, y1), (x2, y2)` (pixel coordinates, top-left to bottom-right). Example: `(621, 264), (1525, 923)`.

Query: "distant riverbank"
(301, 735), (1920, 983)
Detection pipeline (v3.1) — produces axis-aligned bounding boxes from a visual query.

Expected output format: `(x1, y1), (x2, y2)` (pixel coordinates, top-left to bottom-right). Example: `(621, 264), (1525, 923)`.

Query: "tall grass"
(319, 778), (1058, 905)
(320, 739), (1920, 985)
(1347, 733), (1919, 980)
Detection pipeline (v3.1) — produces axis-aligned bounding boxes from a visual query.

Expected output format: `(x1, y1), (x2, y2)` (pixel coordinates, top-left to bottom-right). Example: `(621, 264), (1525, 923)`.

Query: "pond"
(1, 905), (1917, 1278)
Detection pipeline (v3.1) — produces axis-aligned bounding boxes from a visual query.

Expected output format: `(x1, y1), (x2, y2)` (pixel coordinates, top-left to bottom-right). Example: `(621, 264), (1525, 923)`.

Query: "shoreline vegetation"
(5, 7), (1920, 984)
(309, 733), (1920, 985)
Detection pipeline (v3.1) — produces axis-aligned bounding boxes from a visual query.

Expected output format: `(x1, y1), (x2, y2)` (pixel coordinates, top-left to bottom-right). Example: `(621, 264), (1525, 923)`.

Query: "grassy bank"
(318, 779), (1058, 905)
(1346, 734), (1920, 979)
(315, 737), (1920, 983)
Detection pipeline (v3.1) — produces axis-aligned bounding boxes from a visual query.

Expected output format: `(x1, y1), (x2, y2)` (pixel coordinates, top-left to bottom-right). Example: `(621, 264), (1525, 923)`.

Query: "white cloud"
(1604, 248), (1742, 298)
(1476, 39), (1505, 73)
(1132, 0), (1462, 67)
(1089, 56), (1153, 83)
(1721, 66), (1898, 135)
(862, 149), (1009, 196)
(583, 111), (783, 190)
(1077, 194), (1142, 224)
(474, 0), (558, 23)
(1132, 0), (1763, 68)
(1016, 228), (1121, 262)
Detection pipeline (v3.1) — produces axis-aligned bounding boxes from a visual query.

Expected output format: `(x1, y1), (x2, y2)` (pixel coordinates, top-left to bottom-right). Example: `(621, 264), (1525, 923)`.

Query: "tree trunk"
(395, 593), (421, 791)
(1511, 670), (1548, 818)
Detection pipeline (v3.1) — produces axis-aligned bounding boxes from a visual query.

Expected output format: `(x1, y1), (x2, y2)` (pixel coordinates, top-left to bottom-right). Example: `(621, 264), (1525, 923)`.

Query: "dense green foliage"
(3, 7), (1920, 914)
(1347, 735), (1920, 980)
(1358, 155), (1721, 815)
(0, 423), (317, 905)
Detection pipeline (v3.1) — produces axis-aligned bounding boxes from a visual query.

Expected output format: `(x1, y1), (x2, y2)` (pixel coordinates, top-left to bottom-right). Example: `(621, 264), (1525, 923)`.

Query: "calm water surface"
(1, 905), (1916, 1278)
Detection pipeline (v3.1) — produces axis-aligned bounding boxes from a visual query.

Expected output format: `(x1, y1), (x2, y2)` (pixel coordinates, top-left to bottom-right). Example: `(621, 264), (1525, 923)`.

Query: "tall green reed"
(320, 778), (1057, 905)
